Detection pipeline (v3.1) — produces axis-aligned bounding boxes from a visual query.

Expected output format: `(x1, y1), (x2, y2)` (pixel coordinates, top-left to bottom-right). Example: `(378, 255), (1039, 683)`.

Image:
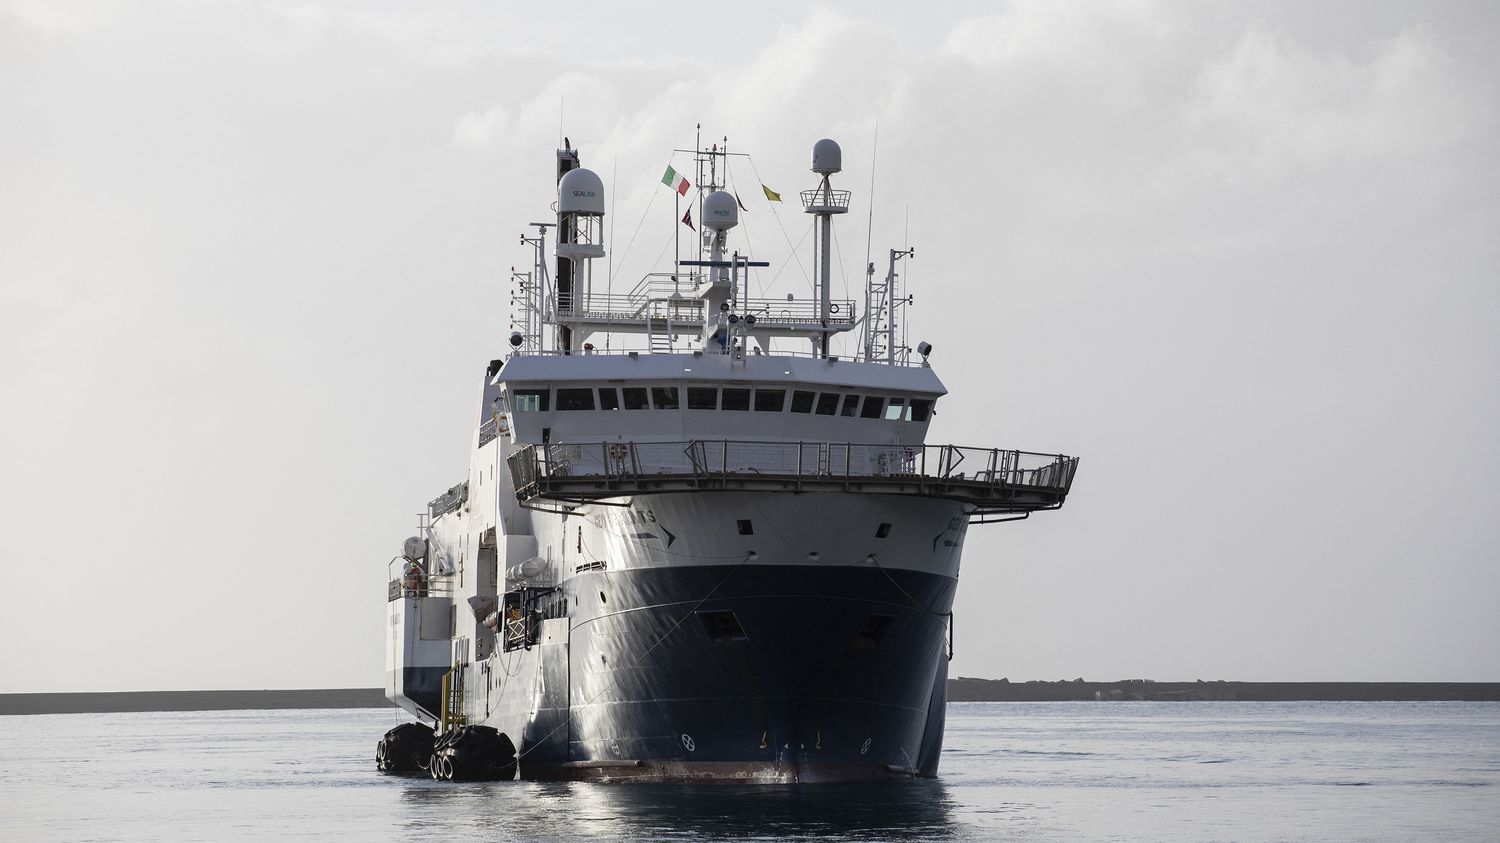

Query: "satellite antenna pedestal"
(803, 139), (850, 359)
(556, 165), (607, 351)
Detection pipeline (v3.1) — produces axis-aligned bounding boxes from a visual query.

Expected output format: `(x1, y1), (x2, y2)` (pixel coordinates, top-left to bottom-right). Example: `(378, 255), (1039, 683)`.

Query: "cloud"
(0, 0), (113, 34)
(452, 106), (508, 149)
(941, 0), (1173, 66)
(1182, 25), (1495, 177)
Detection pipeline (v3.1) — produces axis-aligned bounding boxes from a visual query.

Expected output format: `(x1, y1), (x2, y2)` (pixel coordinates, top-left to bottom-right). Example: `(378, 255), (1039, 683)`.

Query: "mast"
(803, 139), (849, 358)
(865, 246), (914, 363)
(554, 143), (580, 352)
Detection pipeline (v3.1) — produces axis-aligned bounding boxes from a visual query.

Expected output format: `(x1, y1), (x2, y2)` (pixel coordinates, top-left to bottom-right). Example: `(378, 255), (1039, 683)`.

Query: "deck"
(508, 440), (1079, 521)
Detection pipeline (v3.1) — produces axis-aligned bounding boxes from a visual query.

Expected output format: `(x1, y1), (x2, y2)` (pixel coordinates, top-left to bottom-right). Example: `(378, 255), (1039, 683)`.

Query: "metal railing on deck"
(506, 346), (915, 364)
(801, 188), (852, 211)
(555, 294), (856, 327)
(508, 440), (1078, 511)
(387, 576), (454, 602)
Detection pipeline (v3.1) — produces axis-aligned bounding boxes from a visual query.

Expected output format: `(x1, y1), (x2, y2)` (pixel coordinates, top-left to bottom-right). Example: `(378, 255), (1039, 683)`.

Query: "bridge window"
(875, 522), (892, 538)
(909, 398), (933, 422)
(859, 396), (885, 419)
(622, 387), (649, 410)
(512, 390), (549, 412)
(840, 395), (860, 417)
(721, 388), (750, 411)
(790, 390), (816, 413)
(736, 519), (754, 535)
(754, 389), (786, 412)
(815, 393), (839, 415)
(556, 388), (595, 411)
(598, 388), (620, 411)
(687, 387), (718, 410)
(884, 398), (906, 420)
(651, 386), (680, 410)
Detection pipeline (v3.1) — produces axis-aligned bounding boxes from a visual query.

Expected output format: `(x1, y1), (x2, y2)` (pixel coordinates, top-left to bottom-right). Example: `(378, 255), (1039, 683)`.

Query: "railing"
(504, 346), (928, 365)
(509, 440), (1079, 512)
(387, 575), (455, 602)
(478, 416), (500, 448)
(428, 482), (468, 519)
(555, 293), (857, 327)
(627, 272), (684, 300)
(801, 188), (852, 211)
(736, 297), (856, 326)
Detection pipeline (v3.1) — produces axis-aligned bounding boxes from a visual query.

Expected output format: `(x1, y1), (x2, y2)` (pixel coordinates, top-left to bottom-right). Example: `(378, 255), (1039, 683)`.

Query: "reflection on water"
(397, 778), (967, 840)
(3, 703), (1498, 841)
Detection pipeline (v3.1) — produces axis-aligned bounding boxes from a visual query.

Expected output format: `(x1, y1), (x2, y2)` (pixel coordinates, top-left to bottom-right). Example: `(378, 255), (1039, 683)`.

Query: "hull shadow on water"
(397, 778), (966, 839)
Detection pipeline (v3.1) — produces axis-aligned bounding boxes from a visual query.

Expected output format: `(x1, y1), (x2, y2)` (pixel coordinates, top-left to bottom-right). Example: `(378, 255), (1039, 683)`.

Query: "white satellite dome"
(702, 190), (739, 230)
(812, 138), (842, 175)
(402, 536), (425, 562)
(558, 168), (605, 215)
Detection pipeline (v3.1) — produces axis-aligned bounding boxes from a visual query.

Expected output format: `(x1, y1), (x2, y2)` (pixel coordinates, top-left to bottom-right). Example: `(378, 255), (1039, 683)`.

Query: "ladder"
(647, 301), (673, 353)
(863, 247), (913, 363)
(439, 660), (466, 732)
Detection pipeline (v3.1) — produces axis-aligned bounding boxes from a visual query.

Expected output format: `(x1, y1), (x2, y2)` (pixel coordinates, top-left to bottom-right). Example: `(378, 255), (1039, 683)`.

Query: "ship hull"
(506, 562), (957, 783)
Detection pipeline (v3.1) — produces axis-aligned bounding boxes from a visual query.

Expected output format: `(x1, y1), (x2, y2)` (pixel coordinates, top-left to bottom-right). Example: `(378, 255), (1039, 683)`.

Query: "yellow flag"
(762, 184), (782, 202)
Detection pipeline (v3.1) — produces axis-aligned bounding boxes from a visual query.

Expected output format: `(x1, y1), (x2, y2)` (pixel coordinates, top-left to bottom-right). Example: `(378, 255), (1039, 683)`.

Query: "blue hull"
(519, 563), (957, 782)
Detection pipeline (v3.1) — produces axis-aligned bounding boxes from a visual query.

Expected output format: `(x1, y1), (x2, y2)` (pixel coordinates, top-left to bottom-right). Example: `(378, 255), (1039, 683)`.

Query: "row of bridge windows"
(509, 386), (933, 422)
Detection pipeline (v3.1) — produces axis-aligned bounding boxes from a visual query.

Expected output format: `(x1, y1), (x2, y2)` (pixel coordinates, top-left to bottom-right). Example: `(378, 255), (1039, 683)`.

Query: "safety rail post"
(722, 439), (729, 479)
(986, 448), (999, 484)
(796, 442), (803, 491)
(629, 442), (641, 480)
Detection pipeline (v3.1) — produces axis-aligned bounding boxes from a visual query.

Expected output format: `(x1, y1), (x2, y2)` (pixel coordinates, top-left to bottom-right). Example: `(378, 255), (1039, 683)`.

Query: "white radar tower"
(802, 139), (851, 358)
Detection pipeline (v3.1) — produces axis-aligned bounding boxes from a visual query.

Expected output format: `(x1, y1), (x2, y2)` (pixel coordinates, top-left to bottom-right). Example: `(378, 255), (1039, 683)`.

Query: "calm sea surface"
(2, 702), (1496, 841)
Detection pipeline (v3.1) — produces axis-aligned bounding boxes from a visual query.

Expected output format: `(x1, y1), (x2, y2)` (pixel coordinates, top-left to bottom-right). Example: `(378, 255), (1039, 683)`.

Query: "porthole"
(599, 591), (607, 604)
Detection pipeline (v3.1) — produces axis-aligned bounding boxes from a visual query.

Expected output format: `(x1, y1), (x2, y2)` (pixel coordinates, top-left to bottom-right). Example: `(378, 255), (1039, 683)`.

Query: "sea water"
(1, 701), (1496, 840)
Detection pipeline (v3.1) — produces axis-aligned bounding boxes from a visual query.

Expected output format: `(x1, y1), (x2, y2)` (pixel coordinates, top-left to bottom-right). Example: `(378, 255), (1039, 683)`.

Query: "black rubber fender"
(377, 722), (435, 774)
(433, 725), (517, 781)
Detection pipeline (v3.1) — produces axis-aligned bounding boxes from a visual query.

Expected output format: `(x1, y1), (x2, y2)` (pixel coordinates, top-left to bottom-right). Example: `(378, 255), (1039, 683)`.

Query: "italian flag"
(661, 165), (690, 196)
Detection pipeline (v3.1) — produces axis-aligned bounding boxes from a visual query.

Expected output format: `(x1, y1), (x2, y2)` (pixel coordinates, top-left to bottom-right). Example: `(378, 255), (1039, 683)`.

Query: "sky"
(2, 0), (1497, 693)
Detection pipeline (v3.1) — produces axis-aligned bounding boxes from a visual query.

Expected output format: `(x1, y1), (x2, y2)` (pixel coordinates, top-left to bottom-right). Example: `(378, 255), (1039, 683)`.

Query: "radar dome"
(558, 168), (605, 215)
(402, 536), (425, 562)
(702, 191), (739, 230)
(812, 138), (842, 174)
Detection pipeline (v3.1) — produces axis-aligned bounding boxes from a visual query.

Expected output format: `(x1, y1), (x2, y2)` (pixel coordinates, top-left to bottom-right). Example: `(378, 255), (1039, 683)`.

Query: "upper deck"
(491, 351), (947, 447)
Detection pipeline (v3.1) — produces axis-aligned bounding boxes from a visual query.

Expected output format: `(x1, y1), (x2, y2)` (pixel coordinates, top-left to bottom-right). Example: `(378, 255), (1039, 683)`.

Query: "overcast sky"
(2, 0), (1497, 693)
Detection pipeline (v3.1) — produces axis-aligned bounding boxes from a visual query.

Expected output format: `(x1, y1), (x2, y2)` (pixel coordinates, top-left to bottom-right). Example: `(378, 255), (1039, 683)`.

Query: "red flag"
(681, 209), (695, 231)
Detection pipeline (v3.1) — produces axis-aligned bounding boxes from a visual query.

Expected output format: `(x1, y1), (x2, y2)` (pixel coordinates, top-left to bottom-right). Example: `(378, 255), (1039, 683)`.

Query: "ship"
(379, 135), (1079, 783)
